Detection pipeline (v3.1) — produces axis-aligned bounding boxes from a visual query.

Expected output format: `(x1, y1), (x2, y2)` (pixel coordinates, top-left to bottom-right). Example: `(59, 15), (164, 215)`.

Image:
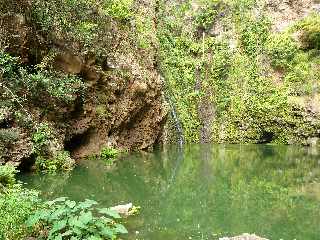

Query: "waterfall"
(165, 91), (185, 147)
(161, 76), (184, 146)
(168, 97), (184, 146)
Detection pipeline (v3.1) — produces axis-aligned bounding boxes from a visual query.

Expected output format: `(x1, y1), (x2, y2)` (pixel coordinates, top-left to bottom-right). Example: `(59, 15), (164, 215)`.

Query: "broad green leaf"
(79, 211), (93, 225)
(77, 199), (97, 210)
(54, 234), (63, 240)
(97, 208), (121, 219)
(26, 209), (47, 226)
(71, 226), (82, 235)
(49, 219), (67, 236)
(50, 206), (68, 220)
(47, 197), (67, 206)
(87, 236), (103, 240)
(65, 200), (76, 209)
(100, 226), (115, 238)
(100, 216), (113, 223)
(115, 223), (128, 234)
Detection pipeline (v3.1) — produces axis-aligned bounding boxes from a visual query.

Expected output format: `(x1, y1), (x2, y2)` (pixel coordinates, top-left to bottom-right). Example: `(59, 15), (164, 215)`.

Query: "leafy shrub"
(27, 197), (128, 240)
(0, 186), (39, 240)
(31, 0), (133, 55)
(0, 165), (17, 189)
(32, 123), (54, 154)
(1, 51), (85, 105)
(0, 165), (40, 240)
(100, 147), (119, 159)
(27, 71), (85, 103)
(0, 129), (19, 144)
(103, 0), (134, 21)
(266, 33), (299, 69)
(239, 17), (270, 56)
(0, 50), (19, 77)
(35, 151), (75, 173)
(294, 13), (320, 49)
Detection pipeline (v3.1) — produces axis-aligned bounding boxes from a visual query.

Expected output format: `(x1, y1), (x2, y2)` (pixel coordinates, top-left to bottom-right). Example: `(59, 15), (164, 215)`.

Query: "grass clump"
(100, 146), (119, 160)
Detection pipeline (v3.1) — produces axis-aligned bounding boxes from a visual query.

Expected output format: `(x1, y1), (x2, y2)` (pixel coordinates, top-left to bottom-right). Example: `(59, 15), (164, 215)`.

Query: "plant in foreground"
(27, 197), (128, 240)
(0, 165), (40, 240)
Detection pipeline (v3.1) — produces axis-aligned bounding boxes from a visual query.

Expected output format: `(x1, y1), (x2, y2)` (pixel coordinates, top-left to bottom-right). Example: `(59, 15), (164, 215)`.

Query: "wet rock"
(111, 203), (133, 216)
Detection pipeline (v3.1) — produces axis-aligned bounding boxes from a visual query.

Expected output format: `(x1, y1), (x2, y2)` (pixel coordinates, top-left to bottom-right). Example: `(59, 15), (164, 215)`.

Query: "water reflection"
(20, 145), (320, 240)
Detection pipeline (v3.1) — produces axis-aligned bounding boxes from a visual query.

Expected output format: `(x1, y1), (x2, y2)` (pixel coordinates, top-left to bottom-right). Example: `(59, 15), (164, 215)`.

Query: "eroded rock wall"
(0, 0), (167, 166)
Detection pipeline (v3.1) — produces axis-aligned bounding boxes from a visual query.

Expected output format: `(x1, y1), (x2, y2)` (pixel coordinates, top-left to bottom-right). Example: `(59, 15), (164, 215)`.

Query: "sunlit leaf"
(97, 208), (121, 219)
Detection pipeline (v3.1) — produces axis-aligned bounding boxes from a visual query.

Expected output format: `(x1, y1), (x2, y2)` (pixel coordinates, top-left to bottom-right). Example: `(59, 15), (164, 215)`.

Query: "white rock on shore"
(219, 233), (269, 240)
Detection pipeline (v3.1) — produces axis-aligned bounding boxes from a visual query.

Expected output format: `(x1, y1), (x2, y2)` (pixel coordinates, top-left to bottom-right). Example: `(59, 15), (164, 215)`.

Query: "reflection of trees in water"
(22, 145), (320, 240)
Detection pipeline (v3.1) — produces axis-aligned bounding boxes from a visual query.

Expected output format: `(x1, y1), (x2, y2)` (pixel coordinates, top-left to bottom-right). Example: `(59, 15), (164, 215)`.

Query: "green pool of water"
(20, 145), (320, 240)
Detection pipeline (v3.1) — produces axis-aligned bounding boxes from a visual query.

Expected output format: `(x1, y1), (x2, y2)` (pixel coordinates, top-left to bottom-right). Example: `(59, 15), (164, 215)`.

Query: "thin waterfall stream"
(162, 77), (185, 146)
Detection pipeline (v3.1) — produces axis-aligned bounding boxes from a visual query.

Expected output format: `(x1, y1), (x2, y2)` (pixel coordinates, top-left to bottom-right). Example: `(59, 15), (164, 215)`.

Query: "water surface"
(21, 145), (320, 240)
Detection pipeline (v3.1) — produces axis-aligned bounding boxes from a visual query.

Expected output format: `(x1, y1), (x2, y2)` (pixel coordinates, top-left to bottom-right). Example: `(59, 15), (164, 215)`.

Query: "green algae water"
(20, 145), (320, 240)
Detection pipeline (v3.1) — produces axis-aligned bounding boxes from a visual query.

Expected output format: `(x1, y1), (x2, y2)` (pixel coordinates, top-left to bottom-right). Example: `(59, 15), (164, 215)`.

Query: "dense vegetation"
(0, 165), (128, 239)
(158, 0), (320, 144)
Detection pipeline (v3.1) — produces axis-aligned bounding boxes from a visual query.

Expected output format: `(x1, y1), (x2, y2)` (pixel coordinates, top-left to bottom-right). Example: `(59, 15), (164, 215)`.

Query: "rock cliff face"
(0, 0), (167, 166)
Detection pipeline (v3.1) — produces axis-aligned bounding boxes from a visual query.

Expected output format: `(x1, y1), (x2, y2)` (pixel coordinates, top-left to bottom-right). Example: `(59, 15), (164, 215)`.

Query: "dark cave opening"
(64, 130), (91, 155)
(17, 154), (36, 173)
(259, 131), (274, 144)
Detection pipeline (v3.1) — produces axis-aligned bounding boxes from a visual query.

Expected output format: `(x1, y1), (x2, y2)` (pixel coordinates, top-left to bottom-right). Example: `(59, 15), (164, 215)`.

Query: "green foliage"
(266, 33), (298, 68)
(0, 51), (19, 77)
(100, 147), (119, 159)
(103, 0), (134, 21)
(135, 15), (154, 49)
(27, 71), (85, 103)
(35, 151), (75, 173)
(0, 165), (17, 189)
(294, 13), (320, 49)
(31, 0), (134, 54)
(159, 0), (320, 144)
(0, 186), (39, 240)
(0, 51), (85, 106)
(239, 16), (271, 56)
(157, 1), (202, 142)
(27, 197), (128, 239)
(95, 147), (120, 165)
(32, 123), (54, 154)
(0, 165), (40, 240)
(194, 1), (222, 31)
(0, 129), (19, 144)
(32, 124), (75, 173)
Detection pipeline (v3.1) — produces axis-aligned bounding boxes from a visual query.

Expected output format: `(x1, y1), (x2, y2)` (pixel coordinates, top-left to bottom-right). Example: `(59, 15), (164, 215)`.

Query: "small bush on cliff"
(0, 51), (19, 77)
(27, 197), (128, 240)
(32, 123), (54, 154)
(1, 51), (85, 107)
(266, 34), (298, 69)
(0, 129), (19, 145)
(0, 164), (17, 190)
(294, 13), (320, 50)
(103, 0), (134, 21)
